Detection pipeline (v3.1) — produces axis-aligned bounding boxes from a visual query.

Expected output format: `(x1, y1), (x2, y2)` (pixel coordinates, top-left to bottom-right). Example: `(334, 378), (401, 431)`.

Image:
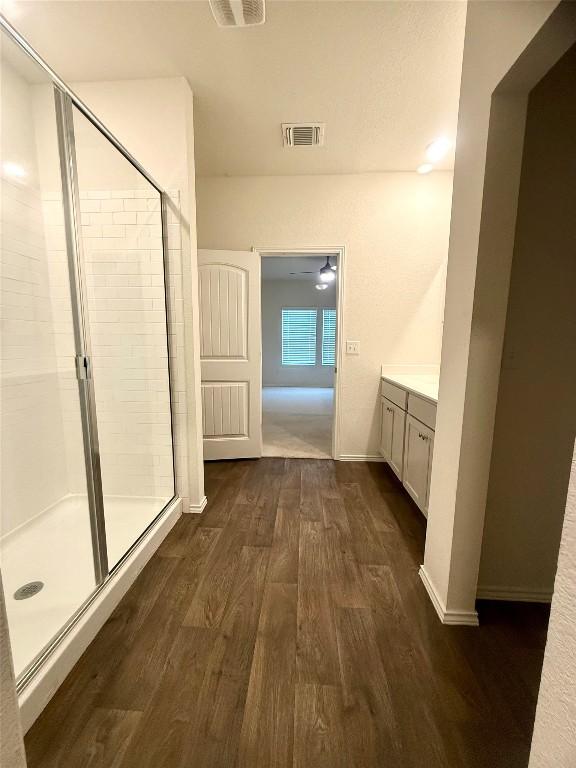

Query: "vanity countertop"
(380, 372), (439, 404)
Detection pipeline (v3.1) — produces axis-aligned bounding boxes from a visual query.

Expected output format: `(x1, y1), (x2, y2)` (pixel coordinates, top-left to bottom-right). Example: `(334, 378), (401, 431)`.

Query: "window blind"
(322, 308), (336, 366)
(281, 308), (317, 366)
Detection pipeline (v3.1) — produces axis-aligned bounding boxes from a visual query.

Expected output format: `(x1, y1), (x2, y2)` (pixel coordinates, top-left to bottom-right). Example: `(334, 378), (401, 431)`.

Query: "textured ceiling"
(5, 1), (466, 177)
(261, 255), (338, 281)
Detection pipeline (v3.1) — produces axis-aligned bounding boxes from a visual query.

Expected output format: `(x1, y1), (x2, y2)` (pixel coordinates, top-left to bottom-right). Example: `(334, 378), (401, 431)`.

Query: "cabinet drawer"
(380, 379), (408, 410)
(407, 393), (436, 430)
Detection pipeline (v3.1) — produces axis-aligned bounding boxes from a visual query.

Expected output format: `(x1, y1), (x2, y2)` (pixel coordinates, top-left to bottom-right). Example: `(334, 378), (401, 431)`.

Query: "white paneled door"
(198, 249), (262, 460)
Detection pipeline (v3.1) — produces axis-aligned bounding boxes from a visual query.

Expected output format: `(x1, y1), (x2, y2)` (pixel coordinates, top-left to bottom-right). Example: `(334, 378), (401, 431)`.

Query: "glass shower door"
(0, 35), (97, 678)
(1, 17), (177, 692)
(71, 107), (175, 569)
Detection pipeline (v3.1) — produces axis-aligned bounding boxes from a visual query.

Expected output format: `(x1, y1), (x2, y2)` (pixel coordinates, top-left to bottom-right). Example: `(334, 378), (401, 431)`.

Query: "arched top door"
(198, 250), (262, 460)
(199, 263), (248, 360)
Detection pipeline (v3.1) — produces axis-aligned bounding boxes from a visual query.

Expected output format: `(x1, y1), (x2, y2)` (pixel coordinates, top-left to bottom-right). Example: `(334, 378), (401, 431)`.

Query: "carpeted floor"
(262, 387), (333, 458)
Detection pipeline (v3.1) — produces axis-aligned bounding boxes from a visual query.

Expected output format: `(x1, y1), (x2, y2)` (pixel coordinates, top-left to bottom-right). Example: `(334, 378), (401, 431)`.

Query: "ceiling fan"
(289, 256), (338, 291)
(289, 256), (337, 278)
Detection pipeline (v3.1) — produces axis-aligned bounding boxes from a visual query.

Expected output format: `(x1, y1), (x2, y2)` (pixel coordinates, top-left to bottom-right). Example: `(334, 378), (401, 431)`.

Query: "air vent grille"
(209, 0), (265, 27)
(282, 123), (325, 148)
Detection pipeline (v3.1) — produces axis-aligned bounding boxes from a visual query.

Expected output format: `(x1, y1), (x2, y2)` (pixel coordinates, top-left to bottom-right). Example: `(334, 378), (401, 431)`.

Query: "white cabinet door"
(198, 249), (262, 460)
(380, 397), (393, 459)
(380, 397), (405, 480)
(403, 414), (434, 516)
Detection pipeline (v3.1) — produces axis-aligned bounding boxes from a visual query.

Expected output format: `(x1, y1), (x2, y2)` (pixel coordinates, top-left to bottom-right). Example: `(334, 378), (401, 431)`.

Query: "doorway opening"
(467, 39), (576, 753)
(259, 250), (342, 458)
(478, 43), (576, 604)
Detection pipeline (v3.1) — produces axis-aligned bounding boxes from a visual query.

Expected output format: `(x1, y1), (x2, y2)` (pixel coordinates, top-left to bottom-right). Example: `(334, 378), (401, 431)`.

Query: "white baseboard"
(477, 585), (553, 603)
(419, 566), (479, 626)
(188, 495), (207, 514)
(337, 454), (386, 462)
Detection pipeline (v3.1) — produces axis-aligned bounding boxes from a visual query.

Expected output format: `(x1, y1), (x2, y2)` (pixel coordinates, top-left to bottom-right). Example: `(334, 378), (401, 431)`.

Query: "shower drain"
(14, 581), (44, 600)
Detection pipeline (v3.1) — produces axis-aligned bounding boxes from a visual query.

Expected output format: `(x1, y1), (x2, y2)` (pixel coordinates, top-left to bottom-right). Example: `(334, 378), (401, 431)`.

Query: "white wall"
(12, 78), (203, 508)
(66, 78), (205, 509)
(197, 172), (452, 458)
(421, 0), (571, 621)
(529, 441), (576, 767)
(2, 75), (204, 528)
(478, 44), (576, 601)
(40, 188), (176, 501)
(34, 78), (192, 196)
(1, 60), (74, 536)
(29, 80), (178, 503)
(262, 278), (335, 388)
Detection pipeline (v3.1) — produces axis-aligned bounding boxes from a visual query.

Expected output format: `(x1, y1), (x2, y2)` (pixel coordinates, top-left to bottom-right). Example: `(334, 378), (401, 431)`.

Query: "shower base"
(1, 493), (171, 679)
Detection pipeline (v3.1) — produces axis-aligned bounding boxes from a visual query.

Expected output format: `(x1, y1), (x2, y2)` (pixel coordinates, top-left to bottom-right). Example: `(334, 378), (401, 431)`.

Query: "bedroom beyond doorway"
(260, 253), (340, 458)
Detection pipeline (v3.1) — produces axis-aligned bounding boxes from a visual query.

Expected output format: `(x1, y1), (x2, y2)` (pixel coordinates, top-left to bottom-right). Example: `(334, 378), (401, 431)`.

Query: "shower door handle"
(75, 354), (91, 381)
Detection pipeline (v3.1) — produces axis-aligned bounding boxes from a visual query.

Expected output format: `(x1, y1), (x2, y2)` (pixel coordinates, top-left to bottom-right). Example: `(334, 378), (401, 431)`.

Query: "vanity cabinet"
(379, 398), (405, 480)
(402, 414), (434, 517)
(379, 376), (437, 518)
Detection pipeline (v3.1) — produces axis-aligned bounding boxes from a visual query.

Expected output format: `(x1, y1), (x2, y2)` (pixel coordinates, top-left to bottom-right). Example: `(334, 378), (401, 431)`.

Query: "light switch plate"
(346, 340), (360, 355)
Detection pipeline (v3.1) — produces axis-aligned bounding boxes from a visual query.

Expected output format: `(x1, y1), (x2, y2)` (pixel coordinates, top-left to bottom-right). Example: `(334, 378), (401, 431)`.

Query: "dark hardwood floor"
(24, 459), (550, 768)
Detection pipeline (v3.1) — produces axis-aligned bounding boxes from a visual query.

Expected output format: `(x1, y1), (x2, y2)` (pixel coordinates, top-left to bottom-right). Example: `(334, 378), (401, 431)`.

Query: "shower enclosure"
(0, 21), (177, 692)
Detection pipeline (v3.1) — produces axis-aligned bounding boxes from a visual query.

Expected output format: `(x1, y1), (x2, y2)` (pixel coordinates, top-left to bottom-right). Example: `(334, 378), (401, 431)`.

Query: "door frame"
(253, 245), (346, 460)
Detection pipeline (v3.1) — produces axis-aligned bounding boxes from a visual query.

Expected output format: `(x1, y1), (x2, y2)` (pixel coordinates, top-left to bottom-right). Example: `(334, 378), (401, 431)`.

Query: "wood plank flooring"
(24, 459), (550, 768)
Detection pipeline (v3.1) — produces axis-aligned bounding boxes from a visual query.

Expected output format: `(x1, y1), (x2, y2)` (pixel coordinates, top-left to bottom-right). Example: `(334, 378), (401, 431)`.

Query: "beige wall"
(262, 278), (336, 388)
(197, 172), (452, 458)
(421, 0), (571, 621)
(479, 44), (576, 601)
(529, 441), (576, 767)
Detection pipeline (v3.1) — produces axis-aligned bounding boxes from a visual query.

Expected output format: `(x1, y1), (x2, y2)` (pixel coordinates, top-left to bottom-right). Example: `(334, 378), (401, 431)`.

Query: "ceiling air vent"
(209, 0), (265, 27)
(282, 123), (325, 148)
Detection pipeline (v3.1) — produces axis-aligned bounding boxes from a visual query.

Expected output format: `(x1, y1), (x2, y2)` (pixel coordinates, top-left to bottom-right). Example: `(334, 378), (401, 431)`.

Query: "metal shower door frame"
(54, 89), (109, 585)
(1, 14), (179, 692)
(53, 89), (179, 584)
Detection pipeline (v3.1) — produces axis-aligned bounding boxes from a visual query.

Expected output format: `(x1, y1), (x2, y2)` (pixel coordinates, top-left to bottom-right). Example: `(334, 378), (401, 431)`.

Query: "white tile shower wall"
(42, 190), (188, 501)
(41, 200), (91, 500)
(0, 179), (72, 536)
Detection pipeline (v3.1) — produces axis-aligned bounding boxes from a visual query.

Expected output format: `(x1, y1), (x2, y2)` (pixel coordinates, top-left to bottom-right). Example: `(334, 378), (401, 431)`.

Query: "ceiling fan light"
(315, 283), (328, 291)
(319, 256), (336, 282)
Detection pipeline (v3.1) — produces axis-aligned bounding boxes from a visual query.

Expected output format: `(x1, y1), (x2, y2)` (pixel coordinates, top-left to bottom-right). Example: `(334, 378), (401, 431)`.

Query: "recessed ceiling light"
(417, 163), (434, 175)
(2, 161), (27, 181)
(425, 137), (452, 163)
(315, 283), (328, 291)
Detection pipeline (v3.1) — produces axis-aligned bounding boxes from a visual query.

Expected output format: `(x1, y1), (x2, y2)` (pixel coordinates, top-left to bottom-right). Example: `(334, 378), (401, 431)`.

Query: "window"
(282, 308), (317, 366)
(322, 309), (336, 366)
(281, 307), (337, 367)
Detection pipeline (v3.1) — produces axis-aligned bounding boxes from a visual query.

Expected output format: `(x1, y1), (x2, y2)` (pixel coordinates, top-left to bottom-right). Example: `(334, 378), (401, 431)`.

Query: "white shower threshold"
(1, 493), (181, 732)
